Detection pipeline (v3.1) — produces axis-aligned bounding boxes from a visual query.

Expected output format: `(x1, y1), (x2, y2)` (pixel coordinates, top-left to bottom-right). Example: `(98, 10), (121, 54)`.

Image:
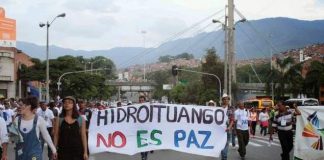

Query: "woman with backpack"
(14, 96), (57, 160)
(54, 96), (88, 160)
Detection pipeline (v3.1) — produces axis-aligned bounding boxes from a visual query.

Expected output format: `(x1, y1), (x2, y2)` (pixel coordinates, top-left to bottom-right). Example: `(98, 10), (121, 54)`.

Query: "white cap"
(208, 100), (215, 104)
(222, 93), (230, 99)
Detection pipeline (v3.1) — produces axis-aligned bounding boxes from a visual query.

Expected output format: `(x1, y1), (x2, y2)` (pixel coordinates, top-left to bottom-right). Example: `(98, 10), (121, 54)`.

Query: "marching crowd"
(0, 96), (102, 160)
(0, 94), (301, 160)
(208, 94), (301, 160)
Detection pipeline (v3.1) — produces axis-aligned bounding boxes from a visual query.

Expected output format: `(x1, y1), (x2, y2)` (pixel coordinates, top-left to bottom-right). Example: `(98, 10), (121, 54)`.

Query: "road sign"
(163, 84), (173, 90)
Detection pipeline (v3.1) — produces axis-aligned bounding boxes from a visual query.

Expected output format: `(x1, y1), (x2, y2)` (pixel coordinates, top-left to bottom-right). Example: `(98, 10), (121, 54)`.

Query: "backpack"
(59, 116), (82, 128)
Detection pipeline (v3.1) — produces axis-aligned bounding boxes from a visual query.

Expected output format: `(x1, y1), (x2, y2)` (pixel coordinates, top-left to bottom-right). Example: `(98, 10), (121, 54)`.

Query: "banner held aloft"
(88, 103), (228, 157)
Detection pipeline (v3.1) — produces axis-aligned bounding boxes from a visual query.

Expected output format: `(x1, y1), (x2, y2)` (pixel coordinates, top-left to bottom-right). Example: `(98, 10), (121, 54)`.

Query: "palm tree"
(304, 61), (324, 98)
(271, 57), (295, 98)
(285, 63), (304, 97)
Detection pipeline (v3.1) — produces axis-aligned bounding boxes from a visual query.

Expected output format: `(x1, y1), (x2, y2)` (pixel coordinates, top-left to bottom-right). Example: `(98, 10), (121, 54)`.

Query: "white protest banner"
(88, 103), (228, 157)
(294, 106), (324, 160)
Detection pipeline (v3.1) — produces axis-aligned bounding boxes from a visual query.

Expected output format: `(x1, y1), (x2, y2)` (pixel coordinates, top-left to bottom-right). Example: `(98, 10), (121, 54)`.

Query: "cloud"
(160, 0), (224, 11)
(57, 11), (117, 38)
(236, 0), (324, 20)
(63, 0), (120, 13)
(1, 0), (324, 50)
(149, 17), (188, 37)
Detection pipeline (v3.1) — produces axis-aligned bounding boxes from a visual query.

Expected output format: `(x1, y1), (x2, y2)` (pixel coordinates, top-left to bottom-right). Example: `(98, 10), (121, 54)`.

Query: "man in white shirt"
(36, 101), (54, 159)
(0, 116), (8, 160)
(2, 101), (14, 127)
(234, 101), (250, 160)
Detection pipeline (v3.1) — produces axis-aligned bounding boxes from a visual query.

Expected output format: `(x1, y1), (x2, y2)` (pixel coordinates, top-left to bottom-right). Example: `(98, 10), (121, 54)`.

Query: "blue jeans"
(221, 132), (231, 160)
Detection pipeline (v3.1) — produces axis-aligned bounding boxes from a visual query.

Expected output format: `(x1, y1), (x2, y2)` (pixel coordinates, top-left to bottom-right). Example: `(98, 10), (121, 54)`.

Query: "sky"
(1, 0), (324, 50)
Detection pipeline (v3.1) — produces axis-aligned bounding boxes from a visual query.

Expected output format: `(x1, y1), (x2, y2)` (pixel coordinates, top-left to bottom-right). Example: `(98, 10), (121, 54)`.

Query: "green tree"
(270, 57), (295, 98)
(166, 48), (224, 104)
(305, 61), (324, 98)
(158, 53), (194, 63)
(170, 84), (186, 103)
(285, 63), (304, 97)
(175, 52), (194, 60)
(201, 48), (224, 102)
(147, 70), (171, 100)
(20, 55), (117, 100)
(20, 58), (46, 81)
(90, 56), (116, 77)
(158, 55), (173, 63)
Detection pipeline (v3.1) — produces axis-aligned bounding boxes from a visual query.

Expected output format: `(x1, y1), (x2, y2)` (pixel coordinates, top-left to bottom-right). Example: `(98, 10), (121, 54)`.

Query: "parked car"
(285, 98), (319, 108)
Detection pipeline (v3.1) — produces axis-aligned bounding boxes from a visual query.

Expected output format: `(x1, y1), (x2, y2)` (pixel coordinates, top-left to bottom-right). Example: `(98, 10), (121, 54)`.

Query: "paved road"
(90, 135), (286, 160)
(7, 134), (290, 160)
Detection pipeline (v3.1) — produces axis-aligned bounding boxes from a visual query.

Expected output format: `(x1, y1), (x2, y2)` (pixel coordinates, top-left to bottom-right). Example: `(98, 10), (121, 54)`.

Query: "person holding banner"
(234, 102), (250, 160)
(54, 96), (88, 160)
(220, 94), (235, 160)
(270, 101), (301, 160)
(78, 99), (92, 132)
(138, 95), (153, 160)
(207, 100), (216, 106)
(78, 99), (92, 156)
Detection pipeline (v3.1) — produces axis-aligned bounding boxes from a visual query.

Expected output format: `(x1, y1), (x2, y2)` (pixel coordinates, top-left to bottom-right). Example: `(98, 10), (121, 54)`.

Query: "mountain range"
(17, 17), (324, 68)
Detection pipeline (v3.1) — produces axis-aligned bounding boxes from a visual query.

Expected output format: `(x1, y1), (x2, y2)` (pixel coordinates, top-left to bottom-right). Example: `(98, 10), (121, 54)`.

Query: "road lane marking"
(252, 139), (281, 147)
(253, 136), (280, 143)
(248, 141), (263, 147)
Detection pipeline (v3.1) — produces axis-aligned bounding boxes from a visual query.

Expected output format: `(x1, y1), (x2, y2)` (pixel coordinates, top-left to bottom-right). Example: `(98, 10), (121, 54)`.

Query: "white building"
(118, 73), (123, 80)
(124, 72), (129, 81)
(0, 48), (16, 98)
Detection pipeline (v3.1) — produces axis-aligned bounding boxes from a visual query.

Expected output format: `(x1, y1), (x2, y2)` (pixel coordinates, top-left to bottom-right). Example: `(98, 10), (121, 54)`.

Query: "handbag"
(8, 118), (24, 143)
(261, 120), (269, 127)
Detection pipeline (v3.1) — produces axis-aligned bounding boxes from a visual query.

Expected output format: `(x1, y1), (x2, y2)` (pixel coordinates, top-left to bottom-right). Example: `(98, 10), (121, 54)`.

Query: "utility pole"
(223, 9), (228, 95)
(45, 22), (50, 102)
(227, 0), (235, 104)
(141, 30), (147, 81)
(18, 62), (22, 98)
(270, 34), (274, 102)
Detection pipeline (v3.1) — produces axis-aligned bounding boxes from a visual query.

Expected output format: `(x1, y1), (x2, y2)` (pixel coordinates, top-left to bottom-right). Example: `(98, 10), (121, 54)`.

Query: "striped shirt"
(272, 111), (294, 131)
(224, 106), (235, 127)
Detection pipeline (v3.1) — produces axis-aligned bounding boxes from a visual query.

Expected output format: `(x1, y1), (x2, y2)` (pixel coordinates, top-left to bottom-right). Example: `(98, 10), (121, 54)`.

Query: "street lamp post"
(175, 68), (222, 104)
(90, 58), (106, 74)
(269, 34), (274, 102)
(40, 13), (66, 102)
(82, 61), (90, 71)
(212, 19), (228, 95)
(212, 17), (245, 104)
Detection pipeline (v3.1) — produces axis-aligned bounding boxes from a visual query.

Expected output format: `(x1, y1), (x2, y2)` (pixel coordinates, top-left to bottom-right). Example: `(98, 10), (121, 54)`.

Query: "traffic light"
(172, 65), (178, 76)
